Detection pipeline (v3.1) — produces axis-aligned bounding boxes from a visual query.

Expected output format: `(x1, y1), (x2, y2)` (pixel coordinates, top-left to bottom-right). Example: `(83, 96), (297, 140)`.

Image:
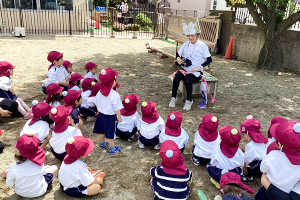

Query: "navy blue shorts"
(207, 163), (242, 183)
(139, 131), (159, 146)
(247, 160), (263, 178)
(0, 89), (18, 100)
(80, 106), (97, 117)
(93, 112), (117, 139)
(50, 146), (67, 161)
(60, 184), (88, 198)
(116, 127), (138, 140)
(192, 145), (211, 164)
(71, 107), (80, 125)
(43, 173), (54, 188)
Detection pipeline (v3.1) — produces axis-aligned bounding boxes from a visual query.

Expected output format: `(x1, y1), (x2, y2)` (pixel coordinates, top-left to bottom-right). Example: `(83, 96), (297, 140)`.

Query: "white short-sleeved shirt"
(0, 76), (12, 91)
(20, 120), (49, 143)
(117, 112), (140, 132)
(244, 141), (266, 166)
(81, 90), (91, 99)
(95, 89), (123, 115)
(210, 145), (244, 170)
(48, 101), (61, 108)
(266, 137), (276, 148)
(59, 160), (94, 191)
(137, 117), (165, 139)
(84, 72), (98, 81)
(70, 85), (81, 91)
(42, 65), (68, 85)
(261, 150), (300, 193)
(292, 181), (300, 194)
(177, 39), (211, 77)
(6, 160), (48, 198)
(49, 126), (82, 154)
(159, 128), (189, 149)
(81, 96), (96, 109)
(193, 131), (221, 159)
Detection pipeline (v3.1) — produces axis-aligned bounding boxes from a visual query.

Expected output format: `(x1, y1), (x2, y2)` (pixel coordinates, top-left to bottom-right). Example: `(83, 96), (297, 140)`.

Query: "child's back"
(244, 141), (266, 166)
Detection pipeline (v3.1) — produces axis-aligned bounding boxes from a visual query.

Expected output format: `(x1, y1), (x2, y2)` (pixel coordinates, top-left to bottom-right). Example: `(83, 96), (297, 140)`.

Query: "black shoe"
(241, 172), (253, 182)
(191, 156), (200, 166)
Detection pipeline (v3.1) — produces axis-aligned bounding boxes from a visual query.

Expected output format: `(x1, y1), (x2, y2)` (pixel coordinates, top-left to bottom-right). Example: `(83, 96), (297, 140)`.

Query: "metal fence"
(235, 7), (300, 29)
(0, 4), (165, 38)
(171, 9), (209, 18)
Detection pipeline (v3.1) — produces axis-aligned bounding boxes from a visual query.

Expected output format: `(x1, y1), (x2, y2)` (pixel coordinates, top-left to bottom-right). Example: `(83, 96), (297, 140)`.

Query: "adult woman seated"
(169, 19), (212, 111)
(0, 98), (21, 117)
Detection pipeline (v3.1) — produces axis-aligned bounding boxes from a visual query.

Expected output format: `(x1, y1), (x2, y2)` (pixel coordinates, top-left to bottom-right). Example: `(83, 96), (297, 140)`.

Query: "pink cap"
(266, 142), (280, 155)
(240, 116), (267, 143)
(160, 140), (186, 176)
(120, 94), (139, 116)
(270, 121), (300, 165)
(82, 78), (95, 92)
(64, 136), (94, 164)
(63, 60), (73, 68)
(63, 90), (82, 108)
(267, 116), (287, 138)
(89, 83), (101, 97)
(165, 111), (182, 137)
(85, 62), (97, 73)
(45, 83), (64, 103)
(29, 101), (52, 125)
(15, 134), (45, 166)
(0, 61), (15, 77)
(220, 172), (256, 194)
(51, 105), (73, 133)
(47, 51), (63, 63)
(99, 68), (118, 96)
(141, 101), (159, 124)
(69, 73), (83, 89)
(219, 126), (241, 158)
(198, 114), (219, 142)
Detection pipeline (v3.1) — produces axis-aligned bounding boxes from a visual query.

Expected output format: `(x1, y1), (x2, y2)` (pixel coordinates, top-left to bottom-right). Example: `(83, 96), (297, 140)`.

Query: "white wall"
(210, 0), (231, 11)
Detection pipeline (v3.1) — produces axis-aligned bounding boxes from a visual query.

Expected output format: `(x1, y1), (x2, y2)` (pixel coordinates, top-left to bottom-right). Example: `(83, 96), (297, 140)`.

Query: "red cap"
(29, 101), (52, 125)
(99, 68), (118, 96)
(220, 172), (256, 194)
(82, 78), (95, 92)
(63, 90), (82, 108)
(0, 61), (15, 77)
(267, 116), (287, 138)
(89, 82), (101, 97)
(198, 114), (219, 142)
(219, 126), (241, 158)
(63, 60), (73, 68)
(240, 116), (267, 143)
(64, 136), (94, 164)
(165, 111), (182, 137)
(15, 134), (45, 166)
(141, 101), (159, 124)
(160, 140), (186, 175)
(270, 121), (300, 165)
(69, 73), (83, 89)
(120, 94), (139, 116)
(85, 62), (97, 73)
(45, 83), (64, 103)
(51, 105), (73, 133)
(47, 51), (63, 63)
(113, 82), (120, 90)
(266, 142), (280, 155)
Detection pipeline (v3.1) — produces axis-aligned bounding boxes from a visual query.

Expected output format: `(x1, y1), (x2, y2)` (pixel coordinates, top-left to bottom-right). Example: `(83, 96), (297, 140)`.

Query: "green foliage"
(93, 0), (106, 7)
(135, 13), (152, 26)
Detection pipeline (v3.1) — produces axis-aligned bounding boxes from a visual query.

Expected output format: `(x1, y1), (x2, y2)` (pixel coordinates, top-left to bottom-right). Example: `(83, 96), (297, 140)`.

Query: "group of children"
(1, 52), (300, 200)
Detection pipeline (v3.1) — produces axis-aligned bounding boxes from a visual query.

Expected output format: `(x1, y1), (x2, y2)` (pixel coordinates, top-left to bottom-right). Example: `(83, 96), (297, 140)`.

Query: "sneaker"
(0, 130), (4, 136)
(95, 172), (105, 179)
(138, 140), (145, 148)
(86, 116), (95, 121)
(191, 156), (200, 166)
(23, 113), (32, 119)
(109, 146), (121, 154)
(169, 97), (177, 108)
(197, 102), (207, 109)
(241, 172), (253, 182)
(99, 141), (109, 150)
(183, 100), (193, 111)
(210, 178), (220, 189)
(154, 143), (161, 150)
(44, 150), (50, 156)
(128, 133), (138, 142)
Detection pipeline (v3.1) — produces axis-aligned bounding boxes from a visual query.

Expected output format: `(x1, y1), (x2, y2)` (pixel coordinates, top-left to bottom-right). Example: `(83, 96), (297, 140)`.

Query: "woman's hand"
(177, 57), (183, 65)
(192, 66), (203, 72)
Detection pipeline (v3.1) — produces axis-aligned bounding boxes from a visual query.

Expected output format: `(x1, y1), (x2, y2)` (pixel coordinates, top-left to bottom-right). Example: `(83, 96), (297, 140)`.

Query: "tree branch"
(245, 0), (266, 29)
(278, 10), (300, 34)
(257, 2), (268, 24)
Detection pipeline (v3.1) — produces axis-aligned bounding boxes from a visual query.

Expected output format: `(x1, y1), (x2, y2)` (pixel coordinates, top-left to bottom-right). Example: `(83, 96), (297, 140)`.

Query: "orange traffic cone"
(224, 37), (233, 59)
(96, 18), (101, 29)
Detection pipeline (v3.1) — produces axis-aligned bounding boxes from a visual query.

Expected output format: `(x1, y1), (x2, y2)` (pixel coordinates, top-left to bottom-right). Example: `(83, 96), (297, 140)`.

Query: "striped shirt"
(150, 166), (192, 200)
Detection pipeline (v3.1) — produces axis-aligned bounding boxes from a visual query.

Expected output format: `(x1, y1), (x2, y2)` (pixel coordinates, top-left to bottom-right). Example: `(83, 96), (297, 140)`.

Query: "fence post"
(19, 6), (23, 27)
(69, 10), (72, 35)
(111, 8), (115, 38)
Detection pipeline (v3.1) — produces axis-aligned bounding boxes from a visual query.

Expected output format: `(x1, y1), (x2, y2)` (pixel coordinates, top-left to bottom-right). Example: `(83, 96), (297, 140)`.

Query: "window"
(1, 0), (73, 10)
(213, 0), (217, 10)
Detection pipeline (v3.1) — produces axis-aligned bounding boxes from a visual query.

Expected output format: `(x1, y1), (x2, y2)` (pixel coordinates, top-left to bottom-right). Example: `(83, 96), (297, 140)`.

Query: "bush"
(113, 22), (125, 31)
(135, 13), (152, 26)
(93, 0), (106, 7)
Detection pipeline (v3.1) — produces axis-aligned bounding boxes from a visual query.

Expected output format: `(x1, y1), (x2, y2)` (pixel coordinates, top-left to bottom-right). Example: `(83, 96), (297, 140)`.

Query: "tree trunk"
(257, 31), (283, 71)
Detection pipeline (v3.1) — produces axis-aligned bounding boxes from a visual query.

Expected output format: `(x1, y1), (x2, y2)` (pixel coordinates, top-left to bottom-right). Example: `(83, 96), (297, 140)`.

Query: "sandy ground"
(0, 36), (300, 200)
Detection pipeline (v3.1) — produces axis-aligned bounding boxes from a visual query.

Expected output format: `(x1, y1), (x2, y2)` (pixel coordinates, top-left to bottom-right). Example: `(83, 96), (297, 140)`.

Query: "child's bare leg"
(98, 134), (105, 143)
(107, 139), (115, 148)
(78, 119), (83, 129)
(46, 165), (58, 175)
(87, 184), (101, 196)
(16, 98), (30, 112)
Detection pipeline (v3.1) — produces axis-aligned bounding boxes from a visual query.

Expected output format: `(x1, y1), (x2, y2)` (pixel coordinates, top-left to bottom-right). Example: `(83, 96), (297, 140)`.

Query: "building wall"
(168, 0), (211, 17)
(210, 0), (231, 11)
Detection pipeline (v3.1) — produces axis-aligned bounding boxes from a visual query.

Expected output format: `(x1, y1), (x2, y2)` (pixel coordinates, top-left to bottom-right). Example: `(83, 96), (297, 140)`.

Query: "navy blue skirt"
(0, 89), (18, 100)
(139, 131), (159, 146)
(247, 160), (263, 178)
